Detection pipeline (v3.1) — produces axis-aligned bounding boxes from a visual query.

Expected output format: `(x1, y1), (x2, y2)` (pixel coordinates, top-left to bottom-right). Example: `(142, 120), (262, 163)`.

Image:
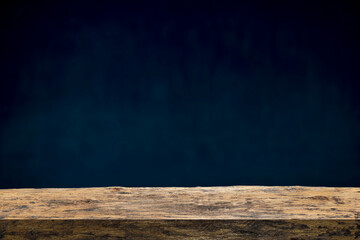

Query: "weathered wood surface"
(0, 186), (359, 239)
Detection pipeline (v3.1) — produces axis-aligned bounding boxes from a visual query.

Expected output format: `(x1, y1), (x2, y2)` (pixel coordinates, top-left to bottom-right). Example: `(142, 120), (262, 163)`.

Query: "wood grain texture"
(0, 186), (359, 239)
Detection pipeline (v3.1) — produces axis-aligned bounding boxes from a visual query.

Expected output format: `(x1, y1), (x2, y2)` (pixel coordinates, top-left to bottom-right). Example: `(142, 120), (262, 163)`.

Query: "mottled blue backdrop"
(0, 0), (359, 188)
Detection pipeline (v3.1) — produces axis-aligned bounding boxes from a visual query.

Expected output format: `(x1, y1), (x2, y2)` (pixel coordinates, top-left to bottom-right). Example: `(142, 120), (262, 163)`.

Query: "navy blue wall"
(0, 0), (359, 188)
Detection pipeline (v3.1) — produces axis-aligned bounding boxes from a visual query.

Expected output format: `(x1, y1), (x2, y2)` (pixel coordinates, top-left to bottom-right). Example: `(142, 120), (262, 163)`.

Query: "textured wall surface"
(0, 0), (359, 188)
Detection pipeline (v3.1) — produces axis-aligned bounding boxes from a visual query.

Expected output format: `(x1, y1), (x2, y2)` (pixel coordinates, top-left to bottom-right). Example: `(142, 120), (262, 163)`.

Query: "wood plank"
(0, 186), (359, 239)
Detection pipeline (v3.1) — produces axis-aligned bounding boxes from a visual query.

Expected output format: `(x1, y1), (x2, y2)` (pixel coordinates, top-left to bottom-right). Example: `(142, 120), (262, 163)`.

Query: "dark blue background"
(1, 0), (359, 188)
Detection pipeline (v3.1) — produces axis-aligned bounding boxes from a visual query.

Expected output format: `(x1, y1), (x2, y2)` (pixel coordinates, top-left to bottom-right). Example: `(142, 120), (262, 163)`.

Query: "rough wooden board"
(0, 220), (359, 240)
(0, 186), (359, 220)
(0, 186), (359, 239)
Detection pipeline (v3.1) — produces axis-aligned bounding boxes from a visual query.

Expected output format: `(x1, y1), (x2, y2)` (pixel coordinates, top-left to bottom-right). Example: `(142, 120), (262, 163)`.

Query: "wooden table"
(0, 186), (359, 239)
